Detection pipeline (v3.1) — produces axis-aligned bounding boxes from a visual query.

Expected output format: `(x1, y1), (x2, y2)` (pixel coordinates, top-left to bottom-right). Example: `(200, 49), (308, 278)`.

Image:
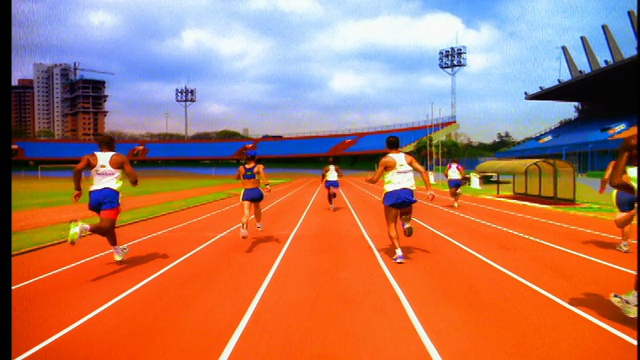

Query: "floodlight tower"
(175, 86), (196, 139)
(438, 45), (467, 118)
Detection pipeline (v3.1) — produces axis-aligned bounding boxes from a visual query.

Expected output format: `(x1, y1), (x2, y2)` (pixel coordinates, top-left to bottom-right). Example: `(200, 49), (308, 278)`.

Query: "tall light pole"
(175, 86), (196, 139)
(438, 45), (467, 118)
(165, 112), (169, 133)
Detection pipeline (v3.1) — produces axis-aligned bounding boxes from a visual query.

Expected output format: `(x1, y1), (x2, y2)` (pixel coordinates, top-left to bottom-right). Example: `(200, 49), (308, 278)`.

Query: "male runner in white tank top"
(321, 157), (343, 211)
(365, 136), (435, 264)
(68, 134), (139, 263)
(444, 158), (465, 208)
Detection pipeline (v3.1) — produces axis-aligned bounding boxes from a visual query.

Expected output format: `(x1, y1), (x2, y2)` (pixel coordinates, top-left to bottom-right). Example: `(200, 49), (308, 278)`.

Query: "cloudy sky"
(12, 0), (638, 142)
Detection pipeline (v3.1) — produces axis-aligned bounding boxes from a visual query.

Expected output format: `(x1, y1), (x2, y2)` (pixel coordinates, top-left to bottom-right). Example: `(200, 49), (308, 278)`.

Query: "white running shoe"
(114, 246), (129, 263)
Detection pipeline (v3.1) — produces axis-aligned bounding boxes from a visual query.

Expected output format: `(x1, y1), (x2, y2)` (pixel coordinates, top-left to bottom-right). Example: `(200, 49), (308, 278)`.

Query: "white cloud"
(245, 0), (324, 15)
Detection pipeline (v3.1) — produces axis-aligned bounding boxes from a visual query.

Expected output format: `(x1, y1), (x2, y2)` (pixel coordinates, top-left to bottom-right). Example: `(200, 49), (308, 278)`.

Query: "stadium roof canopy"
(525, 55), (637, 104)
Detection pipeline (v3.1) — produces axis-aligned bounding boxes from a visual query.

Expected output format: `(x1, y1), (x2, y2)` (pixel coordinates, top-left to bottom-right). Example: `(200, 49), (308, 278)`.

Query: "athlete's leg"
(88, 216), (118, 247)
(384, 206), (401, 250)
(241, 201), (252, 227)
(253, 202), (263, 225)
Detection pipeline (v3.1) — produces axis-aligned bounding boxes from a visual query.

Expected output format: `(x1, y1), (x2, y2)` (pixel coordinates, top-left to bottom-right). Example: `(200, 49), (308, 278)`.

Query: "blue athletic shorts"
(448, 179), (463, 189)
(324, 180), (339, 189)
(88, 188), (121, 214)
(241, 187), (264, 203)
(382, 188), (417, 209)
(614, 190), (638, 212)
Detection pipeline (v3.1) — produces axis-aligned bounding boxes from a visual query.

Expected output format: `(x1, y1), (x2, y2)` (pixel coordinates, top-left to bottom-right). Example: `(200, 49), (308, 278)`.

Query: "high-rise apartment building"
(62, 79), (108, 140)
(11, 79), (35, 138)
(15, 63), (111, 140)
(33, 63), (73, 139)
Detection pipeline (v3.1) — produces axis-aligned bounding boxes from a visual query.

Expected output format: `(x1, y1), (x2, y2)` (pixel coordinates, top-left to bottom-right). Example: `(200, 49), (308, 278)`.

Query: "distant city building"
(11, 79), (35, 138)
(12, 62), (110, 140)
(33, 63), (73, 139)
(62, 78), (109, 140)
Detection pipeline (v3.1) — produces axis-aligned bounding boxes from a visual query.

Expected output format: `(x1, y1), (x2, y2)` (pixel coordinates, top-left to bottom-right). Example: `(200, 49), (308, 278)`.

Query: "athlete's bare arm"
(366, 156), (394, 184)
(258, 165), (271, 192)
(120, 155), (139, 186)
(406, 154), (432, 192)
(235, 166), (244, 180)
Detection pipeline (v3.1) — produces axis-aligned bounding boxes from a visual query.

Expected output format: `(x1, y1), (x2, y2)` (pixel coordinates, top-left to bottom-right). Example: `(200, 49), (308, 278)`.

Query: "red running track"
(11, 177), (638, 359)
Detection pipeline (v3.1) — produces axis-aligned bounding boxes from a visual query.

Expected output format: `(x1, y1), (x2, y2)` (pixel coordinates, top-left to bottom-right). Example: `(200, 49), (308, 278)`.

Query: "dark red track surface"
(12, 177), (638, 359)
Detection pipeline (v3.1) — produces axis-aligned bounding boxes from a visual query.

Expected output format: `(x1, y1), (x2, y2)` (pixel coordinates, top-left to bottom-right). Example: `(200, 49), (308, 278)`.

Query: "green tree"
(35, 129), (55, 139)
(215, 129), (248, 139)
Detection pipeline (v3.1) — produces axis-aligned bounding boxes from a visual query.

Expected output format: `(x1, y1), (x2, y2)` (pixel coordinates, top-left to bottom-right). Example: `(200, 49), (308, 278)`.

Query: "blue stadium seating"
(255, 136), (358, 156)
(13, 141), (137, 160)
(496, 116), (636, 158)
(143, 141), (252, 158)
(344, 125), (445, 153)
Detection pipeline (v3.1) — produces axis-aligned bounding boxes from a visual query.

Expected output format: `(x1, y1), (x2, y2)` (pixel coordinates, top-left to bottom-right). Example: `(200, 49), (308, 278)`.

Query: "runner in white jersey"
(68, 134), (139, 264)
(444, 158), (465, 208)
(321, 157), (343, 211)
(366, 136), (435, 264)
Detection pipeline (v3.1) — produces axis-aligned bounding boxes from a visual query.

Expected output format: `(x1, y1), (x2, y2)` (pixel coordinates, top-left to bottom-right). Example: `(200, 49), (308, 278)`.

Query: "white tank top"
(325, 165), (339, 181)
(89, 152), (123, 191)
(383, 153), (416, 191)
(447, 163), (463, 180)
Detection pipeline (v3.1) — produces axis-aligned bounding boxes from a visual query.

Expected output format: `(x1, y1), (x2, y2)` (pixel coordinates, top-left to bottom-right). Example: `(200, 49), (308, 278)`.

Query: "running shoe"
(453, 201), (459, 209)
(616, 242), (631, 253)
(402, 222), (413, 237)
(610, 293), (638, 318)
(257, 223), (263, 231)
(114, 246), (129, 263)
(330, 199), (335, 211)
(240, 228), (249, 239)
(68, 220), (84, 245)
(393, 254), (405, 264)
(620, 290), (638, 306)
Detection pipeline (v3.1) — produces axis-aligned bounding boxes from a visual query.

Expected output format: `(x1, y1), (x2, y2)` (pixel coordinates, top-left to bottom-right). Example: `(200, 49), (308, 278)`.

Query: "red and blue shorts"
(88, 188), (121, 219)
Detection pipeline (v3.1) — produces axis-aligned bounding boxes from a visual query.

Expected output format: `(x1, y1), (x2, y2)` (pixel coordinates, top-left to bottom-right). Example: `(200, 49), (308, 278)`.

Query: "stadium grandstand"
(11, 118), (459, 165)
(495, 9), (638, 174)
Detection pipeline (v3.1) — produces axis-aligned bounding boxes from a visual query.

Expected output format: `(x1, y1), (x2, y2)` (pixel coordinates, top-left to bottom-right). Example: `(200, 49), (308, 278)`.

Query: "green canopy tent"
(474, 159), (576, 203)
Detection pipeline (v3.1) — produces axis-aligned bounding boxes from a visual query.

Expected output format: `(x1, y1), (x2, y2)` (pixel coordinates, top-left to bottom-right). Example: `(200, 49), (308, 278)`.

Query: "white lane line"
(14, 182), (312, 359)
(340, 187), (443, 359)
(12, 181), (304, 290)
(412, 217), (638, 346)
(355, 181), (635, 274)
(218, 183), (321, 359)
(354, 181), (636, 346)
(415, 189), (620, 240)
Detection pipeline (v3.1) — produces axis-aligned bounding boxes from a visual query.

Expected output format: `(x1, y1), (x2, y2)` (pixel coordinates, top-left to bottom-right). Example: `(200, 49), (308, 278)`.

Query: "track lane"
(12, 179), (311, 359)
(347, 178), (637, 359)
(226, 183), (437, 359)
(11, 176), (638, 359)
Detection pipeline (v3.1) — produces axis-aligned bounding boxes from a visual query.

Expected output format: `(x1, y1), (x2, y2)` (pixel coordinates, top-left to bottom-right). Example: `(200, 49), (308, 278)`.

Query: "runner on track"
(68, 134), (139, 263)
(608, 129), (638, 318)
(365, 135), (435, 264)
(235, 148), (271, 239)
(444, 158), (465, 209)
(321, 157), (343, 211)
(599, 159), (636, 253)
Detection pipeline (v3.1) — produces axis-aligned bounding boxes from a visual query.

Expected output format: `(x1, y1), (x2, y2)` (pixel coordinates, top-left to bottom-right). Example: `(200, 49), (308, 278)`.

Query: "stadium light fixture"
(438, 45), (467, 117)
(175, 86), (197, 139)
